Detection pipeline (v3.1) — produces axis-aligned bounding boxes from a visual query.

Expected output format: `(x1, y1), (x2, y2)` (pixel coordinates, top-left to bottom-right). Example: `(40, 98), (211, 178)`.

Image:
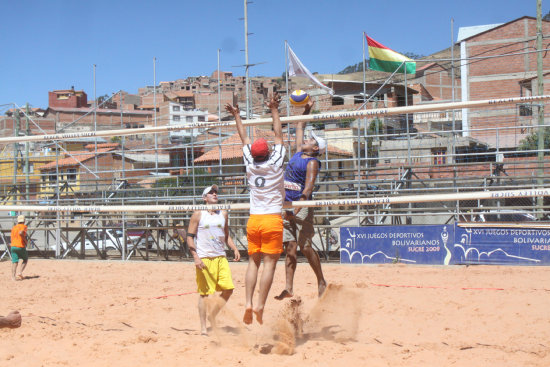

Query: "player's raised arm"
(295, 99), (314, 153)
(225, 103), (250, 145)
(266, 93), (283, 145)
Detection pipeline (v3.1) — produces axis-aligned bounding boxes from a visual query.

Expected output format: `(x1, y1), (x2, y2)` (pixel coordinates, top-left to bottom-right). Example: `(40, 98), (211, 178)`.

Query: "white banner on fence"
(1, 187), (548, 213)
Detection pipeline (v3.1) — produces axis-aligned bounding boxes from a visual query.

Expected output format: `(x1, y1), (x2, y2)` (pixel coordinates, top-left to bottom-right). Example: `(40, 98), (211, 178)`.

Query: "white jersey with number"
(243, 144), (286, 215)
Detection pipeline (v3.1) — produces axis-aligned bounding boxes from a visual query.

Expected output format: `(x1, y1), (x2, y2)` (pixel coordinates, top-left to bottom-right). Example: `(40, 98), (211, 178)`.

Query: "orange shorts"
(247, 214), (283, 255)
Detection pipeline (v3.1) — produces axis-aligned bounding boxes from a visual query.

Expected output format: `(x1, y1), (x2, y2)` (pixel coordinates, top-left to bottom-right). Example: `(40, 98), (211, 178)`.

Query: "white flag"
(287, 45), (334, 95)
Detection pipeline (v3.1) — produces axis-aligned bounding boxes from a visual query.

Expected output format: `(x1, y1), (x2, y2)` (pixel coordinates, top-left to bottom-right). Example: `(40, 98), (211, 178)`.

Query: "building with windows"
(458, 16), (550, 148)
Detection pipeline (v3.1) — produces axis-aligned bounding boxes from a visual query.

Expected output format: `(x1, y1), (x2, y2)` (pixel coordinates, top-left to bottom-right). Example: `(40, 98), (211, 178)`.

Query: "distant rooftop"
(457, 23), (503, 43)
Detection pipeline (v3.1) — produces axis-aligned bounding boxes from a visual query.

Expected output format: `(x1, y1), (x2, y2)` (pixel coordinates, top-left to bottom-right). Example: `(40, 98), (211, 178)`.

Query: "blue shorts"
(11, 247), (28, 263)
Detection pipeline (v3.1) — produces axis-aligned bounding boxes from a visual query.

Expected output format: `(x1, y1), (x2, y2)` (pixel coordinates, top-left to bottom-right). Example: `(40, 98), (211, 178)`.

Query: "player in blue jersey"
(275, 100), (327, 300)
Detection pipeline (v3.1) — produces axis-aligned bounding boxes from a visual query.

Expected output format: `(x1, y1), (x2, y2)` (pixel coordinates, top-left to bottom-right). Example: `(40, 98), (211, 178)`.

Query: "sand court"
(1, 259), (549, 366)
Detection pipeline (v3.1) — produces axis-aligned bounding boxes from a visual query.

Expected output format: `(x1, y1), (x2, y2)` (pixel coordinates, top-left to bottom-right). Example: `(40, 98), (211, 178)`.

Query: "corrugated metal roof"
(39, 148), (115, 170)
(47, 107), (152, 115)
(115, 153), (169, 164)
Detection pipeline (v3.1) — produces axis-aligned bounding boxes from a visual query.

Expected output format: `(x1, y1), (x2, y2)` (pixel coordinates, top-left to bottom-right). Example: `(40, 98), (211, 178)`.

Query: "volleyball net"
(0, 94), (549, 259)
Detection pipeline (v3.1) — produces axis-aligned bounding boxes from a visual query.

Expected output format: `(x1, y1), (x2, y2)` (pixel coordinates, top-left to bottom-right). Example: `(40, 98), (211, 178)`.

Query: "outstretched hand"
(303, 99), (315, 115)
(225, 103), (240, 117)
(265, 92), (282, 110)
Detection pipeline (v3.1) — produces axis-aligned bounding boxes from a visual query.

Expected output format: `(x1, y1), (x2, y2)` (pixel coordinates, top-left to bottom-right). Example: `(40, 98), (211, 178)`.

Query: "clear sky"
(0, 0), (546, 109)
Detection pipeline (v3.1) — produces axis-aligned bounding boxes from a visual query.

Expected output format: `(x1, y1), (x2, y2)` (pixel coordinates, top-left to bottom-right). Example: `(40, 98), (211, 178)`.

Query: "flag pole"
(404, 62), (412, 225)
(285, 40), (290, 117)
(362, 32), (367, 106)
(284, 40), (292, 158)
(358, 32), (367, 225)
(356, 61), (404, 111)
(404, 62), (412, 166)
(362, 32), (368, 162)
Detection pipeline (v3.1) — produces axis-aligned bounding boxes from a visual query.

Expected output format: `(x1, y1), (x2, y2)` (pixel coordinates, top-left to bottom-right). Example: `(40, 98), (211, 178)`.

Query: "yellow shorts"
(247, 214), (283, 255)
(195, 256), (235, 296)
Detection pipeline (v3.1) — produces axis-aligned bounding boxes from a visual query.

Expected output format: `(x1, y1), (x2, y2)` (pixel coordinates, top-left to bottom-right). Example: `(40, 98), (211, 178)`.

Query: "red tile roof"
(168, 91), (194, 98)
(40, 148), (115, 170)
(84, 143), (120, 150)
(195, 127), (274, 163)
(416, 62), (437, 72)
(195, 128), (352, 163)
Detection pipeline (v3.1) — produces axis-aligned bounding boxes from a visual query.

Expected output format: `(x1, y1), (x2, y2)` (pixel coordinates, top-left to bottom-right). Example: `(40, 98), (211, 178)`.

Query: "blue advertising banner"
(453, 226), (550, 265)
(340, 225), (453, 265)
(340, 225), (550, 265)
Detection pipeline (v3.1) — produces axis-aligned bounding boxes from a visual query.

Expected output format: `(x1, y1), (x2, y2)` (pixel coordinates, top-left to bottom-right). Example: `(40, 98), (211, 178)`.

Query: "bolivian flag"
(366, 35), (416, 74)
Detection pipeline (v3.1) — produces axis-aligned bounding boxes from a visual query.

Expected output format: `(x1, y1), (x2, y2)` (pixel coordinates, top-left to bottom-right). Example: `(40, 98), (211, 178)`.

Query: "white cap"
(202, 184), (219, 197)
(17, 215), (25, 223)
(310, 130), (326, 154)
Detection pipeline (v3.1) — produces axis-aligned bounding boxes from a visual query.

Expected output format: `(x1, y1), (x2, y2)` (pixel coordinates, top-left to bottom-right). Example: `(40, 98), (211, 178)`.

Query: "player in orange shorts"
(225, 92), (285, 325)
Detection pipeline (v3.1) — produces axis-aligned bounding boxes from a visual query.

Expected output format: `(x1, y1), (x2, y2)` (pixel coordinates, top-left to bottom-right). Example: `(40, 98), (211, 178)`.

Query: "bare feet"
(243, 308), (253, 325)
(200, 330), (208, 337)
(253, 309), (263, 325)
(318, 280), (327, 297)
(0, 311), (22, 328)
(274, 289), (293, 300)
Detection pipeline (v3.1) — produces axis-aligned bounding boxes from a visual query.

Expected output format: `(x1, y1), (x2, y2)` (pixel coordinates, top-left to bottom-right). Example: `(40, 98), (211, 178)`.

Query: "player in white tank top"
(187, 184), (241, 335)
(195, 210), (227, 258)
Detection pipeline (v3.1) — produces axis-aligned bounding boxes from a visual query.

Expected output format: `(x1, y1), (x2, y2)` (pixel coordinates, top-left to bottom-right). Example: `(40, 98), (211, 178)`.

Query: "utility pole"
(244, 0), (250, 121)
(218, 49), (223, 175)
(93, 64), (98, 191)
(13, 107), (20, 191)
(25, 103), (30, 204)
(153, 57), (158, 174)
(536, 0), (545, 216)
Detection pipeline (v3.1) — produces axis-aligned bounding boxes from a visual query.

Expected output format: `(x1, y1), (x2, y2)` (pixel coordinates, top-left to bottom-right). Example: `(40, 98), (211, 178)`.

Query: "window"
(22, 163), (34, 174)
(354, 95), (364, 104)
(172, 105), (180, 112)
(397, 95), (406, 107)
(198, 116), (205, 122)
(186, 116), (194, 122)
(173, 115), (180, 121)
(67, 169), (77, 182)
(332, 97), (344, 106)
(519, 104), (533, 116)
(432, 148), (446, 165)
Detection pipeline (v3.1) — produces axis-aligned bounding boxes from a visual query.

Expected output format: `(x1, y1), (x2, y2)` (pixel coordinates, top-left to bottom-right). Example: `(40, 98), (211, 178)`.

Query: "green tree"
(339, 118), (355, 128)
(518, 128), (550, 151)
